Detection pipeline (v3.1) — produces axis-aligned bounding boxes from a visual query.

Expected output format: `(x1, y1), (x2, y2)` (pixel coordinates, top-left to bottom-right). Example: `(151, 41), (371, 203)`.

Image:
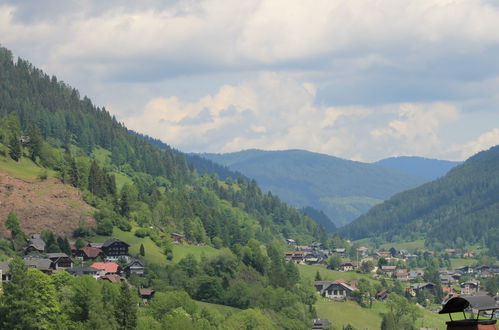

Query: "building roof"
(102, 238), (129, 248)
(88, 242), (103, 248)
(411, 283), (435, 290)
(0, 260), (10, 272)
(24, 258), (52, 271)
(124, 259), (144, 269)
(69, 266), (100, 276)
(90, 262), (119, 273)
(381, 266), (397, 270)
(79, 247), (104, 258)
(27, 235), (46, 251)
(46, 253), (70, 259)
(139, 288), (155, 296)
(102, 274), (122, 283)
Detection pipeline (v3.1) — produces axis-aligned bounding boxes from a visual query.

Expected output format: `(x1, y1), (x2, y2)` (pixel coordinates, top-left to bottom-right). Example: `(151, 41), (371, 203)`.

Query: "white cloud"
(124, 73), (467, 161)
(460, 128), (499, 159)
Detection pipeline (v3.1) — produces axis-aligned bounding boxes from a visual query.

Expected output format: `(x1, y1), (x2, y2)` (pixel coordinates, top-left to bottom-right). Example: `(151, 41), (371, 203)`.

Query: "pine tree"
(8, 134), (22, 161)
(140, 243), (145, 257)
(26, 124), (42, 162)
(315, 270), (322, 281)
(116, 281), (137, 329)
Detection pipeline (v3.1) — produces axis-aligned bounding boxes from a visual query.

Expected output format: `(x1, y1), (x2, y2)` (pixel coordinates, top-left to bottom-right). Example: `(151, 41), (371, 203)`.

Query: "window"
(334, 290), (338, 295)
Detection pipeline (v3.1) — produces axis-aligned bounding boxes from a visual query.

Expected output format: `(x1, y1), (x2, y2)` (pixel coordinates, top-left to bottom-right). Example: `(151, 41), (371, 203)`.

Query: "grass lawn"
(195, 300), (241, 316)
(172, 244), (222, 263)
(298, 264), (375, 283)
(316, 297), (450, 329)
(0, 156), (56, 181)
(450, 258), (474, 268)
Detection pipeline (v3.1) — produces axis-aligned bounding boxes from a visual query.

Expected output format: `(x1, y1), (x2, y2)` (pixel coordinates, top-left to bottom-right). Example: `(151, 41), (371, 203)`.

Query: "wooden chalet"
(339, 261), (358, 272)
(170, 233), (184, 244)
(90, 262), (120, 275)
(124, 259), (145, 276)
(74, 246), (106, 261)
(24, 234), (46, 254)
(46, 253), (73, 270)
(101, 238), (129, 260)
(139, 288), (155, 303)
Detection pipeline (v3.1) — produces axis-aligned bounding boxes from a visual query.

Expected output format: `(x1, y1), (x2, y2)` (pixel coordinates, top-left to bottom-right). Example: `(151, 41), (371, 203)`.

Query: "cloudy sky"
(1, 0), (499, 161)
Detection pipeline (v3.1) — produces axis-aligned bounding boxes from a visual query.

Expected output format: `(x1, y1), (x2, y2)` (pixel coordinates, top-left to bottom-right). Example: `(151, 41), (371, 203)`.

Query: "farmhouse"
(314, 280), (357, 301)
(101, 238), (129, 260)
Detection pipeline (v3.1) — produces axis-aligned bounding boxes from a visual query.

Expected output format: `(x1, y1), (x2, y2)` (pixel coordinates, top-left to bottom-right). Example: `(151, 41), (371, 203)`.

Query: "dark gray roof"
(69, 266), (100, 276)
(0, 260), (10, 272)
(24, 258), (52, 271)
(46, 253), (70, 259)
(102, 238), (129, 248)
(27, 236), (46, 251)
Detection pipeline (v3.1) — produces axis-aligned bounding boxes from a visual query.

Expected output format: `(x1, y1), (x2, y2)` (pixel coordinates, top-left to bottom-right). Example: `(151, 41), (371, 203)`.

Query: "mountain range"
(341, 146), (499, 257)
(199, 150), (455, 227)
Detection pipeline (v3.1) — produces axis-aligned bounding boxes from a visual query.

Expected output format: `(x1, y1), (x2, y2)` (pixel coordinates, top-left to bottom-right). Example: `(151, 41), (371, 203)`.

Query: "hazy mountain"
(341, 146), (499, 257)
(200, 149), (427, 227)
(374, 156), (461, 180)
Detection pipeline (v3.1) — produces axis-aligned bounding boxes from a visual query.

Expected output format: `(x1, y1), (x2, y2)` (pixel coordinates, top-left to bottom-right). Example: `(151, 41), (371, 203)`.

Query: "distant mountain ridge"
(199, 149), (428, 228)
(341, 146), (499, 257)
(374, 156), (460, 180)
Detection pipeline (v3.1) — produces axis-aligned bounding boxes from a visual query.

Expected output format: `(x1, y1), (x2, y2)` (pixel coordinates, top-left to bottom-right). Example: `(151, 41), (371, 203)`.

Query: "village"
(284, 239), (499, 321)
(0, 233), (186, 303)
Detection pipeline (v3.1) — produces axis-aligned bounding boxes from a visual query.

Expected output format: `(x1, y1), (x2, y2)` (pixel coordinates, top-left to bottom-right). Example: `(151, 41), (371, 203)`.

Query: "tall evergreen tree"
(116, 281), (137, 329)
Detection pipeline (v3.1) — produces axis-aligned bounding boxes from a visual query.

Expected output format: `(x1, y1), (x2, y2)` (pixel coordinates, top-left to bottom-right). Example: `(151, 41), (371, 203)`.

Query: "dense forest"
(0, 45), (328, 328)
(341, 146), (499, 257)
(200, 149), (427, 226)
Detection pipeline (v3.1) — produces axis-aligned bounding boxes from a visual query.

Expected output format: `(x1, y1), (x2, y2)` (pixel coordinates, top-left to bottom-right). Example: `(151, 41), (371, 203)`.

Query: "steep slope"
(340, 146), (499, 257)
(200, 149), (427, 227)
(0, 164), (95, 237)
(374, 156), (460, 180)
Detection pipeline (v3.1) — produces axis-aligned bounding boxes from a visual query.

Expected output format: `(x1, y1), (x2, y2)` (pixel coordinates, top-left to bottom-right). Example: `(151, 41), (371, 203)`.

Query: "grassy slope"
(298, 264), (375, 283)
(379, 240), (426, 251)
(195, 301), (241, 316)
(0, 155), (56, 181)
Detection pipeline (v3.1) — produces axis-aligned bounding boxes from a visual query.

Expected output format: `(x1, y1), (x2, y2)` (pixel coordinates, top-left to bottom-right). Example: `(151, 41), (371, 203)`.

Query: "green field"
(171, 244), (222, 263)
(316, 296), (450, 329)
(379, 239), (425, 251)
(450, 258), (474, 268)
(195, 300), (241, 316)
(0, 156), (56, 181)
(298, 264), (375, 283)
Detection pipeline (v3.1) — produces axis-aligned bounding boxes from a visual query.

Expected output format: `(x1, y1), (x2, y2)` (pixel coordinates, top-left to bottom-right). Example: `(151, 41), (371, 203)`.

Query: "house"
(381, 266), (397, 277)
(24, 257), (53, 274)
(101, 274), (123, 283)
(24, 234), (46, 254)
(296, 245), (313, 252)
(407, 283), (435, 296)
(395, 269), (409, 281)
(74, 247), (106, 261)
(332, 248), (346, 257)
(69, 266), (103, 278)
(284, 251), (308, 264)
(285, 238), (296, 245)
(339, 261), (358, 272)
(46, 253), (74, 269)
(475, 265), (490, 274)
(455, 266), (474, 274)
(88, 242), (104, 248)
(444, 248), (457, 256)
(356, 246), (369, 257)
(321, 280), (357, 300)
(462, 252), (475, 258)
(460, 281), (480, 295)
(376, 250), (392, 259)
(376, 289), (390, 301)
(139, 288), (155, 303)
(0, 261), (12, 282)
(440, 275), (454, 285)
(90, 262), (120, 275)
(101, 238), (129, 260)
(312, 318), (331, 330)
(409, 270), (425, 280)
(123, 259), (145, 276)
(170, 233), (184, 244)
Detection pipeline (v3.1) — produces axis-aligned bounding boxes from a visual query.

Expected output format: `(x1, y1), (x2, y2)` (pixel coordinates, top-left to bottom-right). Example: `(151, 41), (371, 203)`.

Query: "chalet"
(311, 242), (324, 250)
(139, 288), (155, 303)
(101, 274), (123, 283)
(409, 270), (425, 280)
(321, 280), (357, 301)
(356, 246), (369, 257)
(0, 261), (12, 282)
(46, 253), (74, 269)
(91, 262), (120, 275)
(74, 247), (106, 261)
(376, 289), (390, 301)
(455, 266), (473, 274)
(339, 261), (358, 272)
(24, 257), (52, 274)
(462, 252), (475, 258)
(123, 259), (145, 276)
(407, 283), (435, 296)
(24, 234), (46, 254)
(286, 238), (296, 245)
(375, 250), (392, 259)
(332, 248), (346, 257)
(170, 233), (184, 244)
(475, 265), (490, 274)
(381, 265), (397, 277)
(395, 269), (409, 281)
(296, 245), (313, 252)
(440, 275), (454, 285)
(460, 281), (480, 295)
(69, 266), (103, 278)
(101, 238), (129, 260)
(312, 318), (331, 330)
(284, 251), (309, 264)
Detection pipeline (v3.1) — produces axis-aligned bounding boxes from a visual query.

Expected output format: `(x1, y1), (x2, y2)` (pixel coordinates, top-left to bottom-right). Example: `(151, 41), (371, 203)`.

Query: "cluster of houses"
(284, 241), (328, 265)
(0, 234), (155, 303)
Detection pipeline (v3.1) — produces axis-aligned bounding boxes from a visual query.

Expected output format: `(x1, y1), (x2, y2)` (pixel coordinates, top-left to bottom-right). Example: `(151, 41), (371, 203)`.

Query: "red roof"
(80, 247), (104, 258)
(90, 262), (119, 274)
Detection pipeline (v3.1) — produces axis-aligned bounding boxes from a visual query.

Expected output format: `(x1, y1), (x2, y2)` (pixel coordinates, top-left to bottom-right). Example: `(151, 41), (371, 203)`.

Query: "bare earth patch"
(0, 171), (95, 238)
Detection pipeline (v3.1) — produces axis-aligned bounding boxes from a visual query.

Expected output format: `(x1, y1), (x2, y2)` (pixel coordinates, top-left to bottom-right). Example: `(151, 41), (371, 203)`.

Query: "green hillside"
(201, 149), (426, 227)
(341, 145), (499, 257)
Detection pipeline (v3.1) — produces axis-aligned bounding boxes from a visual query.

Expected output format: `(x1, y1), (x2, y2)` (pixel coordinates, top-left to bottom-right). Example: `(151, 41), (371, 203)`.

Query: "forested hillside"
(201, 149), (427, 227)
(0, 45), (327, 328)
(341, 146), (499, 257)
(374, 156), (460, 180)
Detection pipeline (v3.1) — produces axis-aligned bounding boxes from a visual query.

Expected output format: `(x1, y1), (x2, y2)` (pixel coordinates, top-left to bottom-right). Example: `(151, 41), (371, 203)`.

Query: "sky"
(1, 0), (499, 162)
